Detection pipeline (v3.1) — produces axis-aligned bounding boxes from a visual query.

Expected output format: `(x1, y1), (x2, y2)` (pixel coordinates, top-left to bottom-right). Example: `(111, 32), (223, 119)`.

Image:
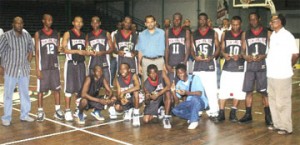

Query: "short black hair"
(145, 15), (156, 22)
(173, 12), (183, 20)
(93, 64), (102, 72)
(198, 13), (208, 20)
(249, 12), (260, 19)
(120, 63), (130, 69)
(231, 15), (242, 22)
(276, 13), (286, 26)
(147, 64), (158, 75)
(175, 64), (187, 72)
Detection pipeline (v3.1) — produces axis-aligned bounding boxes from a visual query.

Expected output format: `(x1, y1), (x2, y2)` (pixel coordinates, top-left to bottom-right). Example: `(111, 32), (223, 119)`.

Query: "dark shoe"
(209, 116), (219, 123)
(277, 130), (292, 135)
(217, 110), (225, 122)
(239, 113), (252, 124)
(264, 107), (273, 125)
(229, 109), (238, 122)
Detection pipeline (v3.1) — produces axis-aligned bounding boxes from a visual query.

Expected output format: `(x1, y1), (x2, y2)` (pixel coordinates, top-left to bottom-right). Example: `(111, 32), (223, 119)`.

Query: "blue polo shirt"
(137, 27), (165, 57)
(176, 75), (208, 108)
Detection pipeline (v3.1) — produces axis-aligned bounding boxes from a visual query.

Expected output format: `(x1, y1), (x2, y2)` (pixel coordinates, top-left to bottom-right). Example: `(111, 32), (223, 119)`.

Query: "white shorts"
(219, 71), (246, 100)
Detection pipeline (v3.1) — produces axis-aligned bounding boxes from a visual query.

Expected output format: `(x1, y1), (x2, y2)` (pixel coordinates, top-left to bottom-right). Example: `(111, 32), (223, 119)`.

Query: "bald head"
(12, 16), (24, 33)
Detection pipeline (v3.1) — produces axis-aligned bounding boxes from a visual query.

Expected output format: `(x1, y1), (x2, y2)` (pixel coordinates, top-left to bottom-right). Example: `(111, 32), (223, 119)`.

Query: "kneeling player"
(143, 64), (172, 129)
(114, 63), (140, 126)
(77, 65), (116, 124)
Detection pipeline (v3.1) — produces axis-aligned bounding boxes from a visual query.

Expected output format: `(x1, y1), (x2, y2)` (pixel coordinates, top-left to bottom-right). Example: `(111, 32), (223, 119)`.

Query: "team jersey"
(118, 73), (135, 98)
(245, 27), (268, 72)
(87, 29), (109, 68)
(144, 71), (165, 94)
(115, 30), (138, 72)
(38, 29), (59, 70)
(66, 29), (85, 62)
(193, 28), (216, 71)
(167, 28), (186, 67)
(79, 75), (104, 98)
(223, 30), (245, 72)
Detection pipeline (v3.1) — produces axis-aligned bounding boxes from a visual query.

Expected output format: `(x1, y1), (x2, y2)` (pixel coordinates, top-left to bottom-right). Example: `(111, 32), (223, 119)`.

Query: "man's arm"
(164, 29), (172, 72)
(104, 32), (114, 55)
(34, 31), (41, 79)
(213, 31), (220, 59)
(103, 78), (113, 97)
(184, 29), (191, 63)
(221, 32), (230, 61)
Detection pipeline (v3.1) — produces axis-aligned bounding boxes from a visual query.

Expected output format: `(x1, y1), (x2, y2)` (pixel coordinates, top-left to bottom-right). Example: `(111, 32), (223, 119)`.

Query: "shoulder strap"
(189, 75), (195, 92)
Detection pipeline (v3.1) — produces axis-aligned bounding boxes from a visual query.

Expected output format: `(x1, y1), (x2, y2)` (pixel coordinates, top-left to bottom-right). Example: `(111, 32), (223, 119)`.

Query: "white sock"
(38, 108), (43, 111)
(55, 105), (60, 111)
(133, 108), (139, 115)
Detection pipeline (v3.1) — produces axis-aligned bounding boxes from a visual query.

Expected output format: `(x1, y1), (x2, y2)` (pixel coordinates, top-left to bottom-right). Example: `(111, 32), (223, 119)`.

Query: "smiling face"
(176, 68), (187, 81)
(72, 16), (83, 30)
(119, 63), (130, 78)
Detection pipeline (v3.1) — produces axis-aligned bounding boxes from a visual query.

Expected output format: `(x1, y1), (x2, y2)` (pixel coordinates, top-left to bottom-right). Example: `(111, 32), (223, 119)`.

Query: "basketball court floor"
(0, 55), (299, 145)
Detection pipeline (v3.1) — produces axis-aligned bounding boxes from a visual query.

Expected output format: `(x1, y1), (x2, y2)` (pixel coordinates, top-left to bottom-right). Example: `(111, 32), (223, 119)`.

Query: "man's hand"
(36, 70), (42, 79)
(233, 55), (239, 61)
(121, 98), (129, 105)
(244, 55), (253, 62)
(118, 51), (125, 57)
(223, 53), (231, 61)
(176, 89), (186, 96)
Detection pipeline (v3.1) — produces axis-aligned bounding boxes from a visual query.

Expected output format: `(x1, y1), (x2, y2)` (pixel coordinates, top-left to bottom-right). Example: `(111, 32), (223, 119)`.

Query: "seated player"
(114, 63), (141, 126)
(172, 64), (208, 129)
(77, 65), (116, 124)
(143, 64), (172, 129)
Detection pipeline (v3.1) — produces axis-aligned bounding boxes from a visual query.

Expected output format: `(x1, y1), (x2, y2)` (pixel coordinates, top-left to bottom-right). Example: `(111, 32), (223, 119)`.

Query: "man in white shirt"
(266, 14), (299, 135)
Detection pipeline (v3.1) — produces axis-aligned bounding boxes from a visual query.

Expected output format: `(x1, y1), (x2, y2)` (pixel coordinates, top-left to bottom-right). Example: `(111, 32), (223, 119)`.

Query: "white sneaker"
(198, 111), (203, 117)
(91, 110), (105, 121)
(158, 106), (165, 120)
(163, 117), (171, 129)
(132, 114), (140, 127)
(65, 110), (74, 121)
(108, 106), (117, 119)
(188, 122), (198, 130)
(138, 91), (145, 103)
(76, 113), (85, 125)
(123, 108), (133, 121)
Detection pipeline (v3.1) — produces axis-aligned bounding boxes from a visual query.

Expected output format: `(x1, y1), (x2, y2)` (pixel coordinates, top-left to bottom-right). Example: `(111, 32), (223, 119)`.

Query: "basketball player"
(239, 12), (272, 125)
(113, 16), (138, 74)
(76, 65), (116, 124)
(34, 14), (64, 121)
(165, 12), (190, 106)
(191, 13), (220, 122)
(217, 16), (245, 122)
(61, 16), (90, 121)
(86, 16), (113, 83)
(114, 63), (140, 126)
(143, 64), (171, 129)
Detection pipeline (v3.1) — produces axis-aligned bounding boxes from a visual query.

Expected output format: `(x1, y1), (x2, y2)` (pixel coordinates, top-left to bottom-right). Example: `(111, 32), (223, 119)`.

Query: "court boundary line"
(0, 105), (132, 145)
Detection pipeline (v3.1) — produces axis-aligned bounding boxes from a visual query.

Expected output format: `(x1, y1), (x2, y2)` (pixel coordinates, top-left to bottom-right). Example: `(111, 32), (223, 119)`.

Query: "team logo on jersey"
(90, 39), (105, 46)
(247, 38), (266, 46)
(72, 39), (85, 45)
(226, 40), (241, 47)
(169, 38), (185, 45)
(118, 42), (134, 51)
(41, 38), (57, 47)
(195, 39), (213, 46)
(120, 84), (134, 92)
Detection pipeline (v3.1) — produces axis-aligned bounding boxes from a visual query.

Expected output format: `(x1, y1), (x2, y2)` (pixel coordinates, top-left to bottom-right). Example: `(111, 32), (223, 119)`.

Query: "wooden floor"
(0, 56), (300, 145)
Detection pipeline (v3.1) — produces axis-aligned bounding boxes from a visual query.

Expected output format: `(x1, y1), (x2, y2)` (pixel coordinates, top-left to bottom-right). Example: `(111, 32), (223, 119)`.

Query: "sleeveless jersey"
(168, 28), (186, 67)
(115, 30), (138, 72)
(79, 75), (104, 98)
(223, 31), (245, 72)
(38, 29), (59, 70)
(245, 27), (268, 72)
(68, 30), (85, 62)
(193, 28), (216, 71)
(144, 71), (165, 94)
(118, 73), (135, 99)
(87, 29), (109, 68)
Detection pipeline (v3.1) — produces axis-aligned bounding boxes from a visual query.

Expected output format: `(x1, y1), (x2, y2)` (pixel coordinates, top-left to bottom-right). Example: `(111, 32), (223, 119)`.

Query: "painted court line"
(0, 105), (132, 145)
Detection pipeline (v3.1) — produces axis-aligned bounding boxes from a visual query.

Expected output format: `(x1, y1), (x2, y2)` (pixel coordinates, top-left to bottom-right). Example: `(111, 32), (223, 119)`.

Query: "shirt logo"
(247, 38), (266, 46)
(90, 39), (105, 46)
(72, 39), (85, 45)
(41, 38), (57, 47)
(169, 38), (185, 45)
(195, 39), (213, 47)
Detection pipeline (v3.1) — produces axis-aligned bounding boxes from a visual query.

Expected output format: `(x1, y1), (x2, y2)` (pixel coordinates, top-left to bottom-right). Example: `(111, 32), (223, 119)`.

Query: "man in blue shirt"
(172, 64), (208, 129)
(137, 15), (165, 81)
